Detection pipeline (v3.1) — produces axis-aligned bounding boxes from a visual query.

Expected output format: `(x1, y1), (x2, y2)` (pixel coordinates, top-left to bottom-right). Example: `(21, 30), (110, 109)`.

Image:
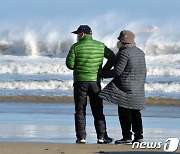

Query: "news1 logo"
(164, 138), (179, 152)
(132, 138), (179, 152)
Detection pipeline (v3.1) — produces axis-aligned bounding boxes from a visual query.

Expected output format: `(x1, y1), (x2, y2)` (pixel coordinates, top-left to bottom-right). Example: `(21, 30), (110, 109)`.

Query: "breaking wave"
(0, 37), (180, 57)
(0, 56), (179, 77)
(0, 18), (180, 57)
(0, 80), (179, 94)
(0, 16), (180, 98)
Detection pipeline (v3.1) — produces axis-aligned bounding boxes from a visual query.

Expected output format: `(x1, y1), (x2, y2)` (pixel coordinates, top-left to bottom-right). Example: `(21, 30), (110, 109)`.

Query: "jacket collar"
(120, 43), (136, 50)
(81, 34), (93, 41)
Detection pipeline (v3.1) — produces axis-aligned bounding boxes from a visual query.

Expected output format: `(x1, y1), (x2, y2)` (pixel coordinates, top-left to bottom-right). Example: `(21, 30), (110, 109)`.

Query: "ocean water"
(0, 102), (179, 143)
(0, 55), (179, 98)
(0, 29), (180, 99)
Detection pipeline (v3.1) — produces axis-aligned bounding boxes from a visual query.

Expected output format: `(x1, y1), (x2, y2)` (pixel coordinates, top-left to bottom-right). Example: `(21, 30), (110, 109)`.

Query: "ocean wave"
(1, 38), (180, 57)
(146, 54), (180, 65)
(0, 80), (73, 91)
(0, 89), (72, 96)
(145, 92), (180, 99)
(0, 39), (73, 57)
(144, 42), (180, 55)
(0, 63), (179, 76)
(145, 82), (180, 93)
(0, 15), (180, 99)
(0, 63), (72, 74)
(147, 66), (180, 76)
(1, 15), (180, 57)
(0, 54), (179, 98)
(0, 80), (179, 93)
(1, 73), (179, 83)
(0, 74), (72, 81)
(0, 56), (179, 76)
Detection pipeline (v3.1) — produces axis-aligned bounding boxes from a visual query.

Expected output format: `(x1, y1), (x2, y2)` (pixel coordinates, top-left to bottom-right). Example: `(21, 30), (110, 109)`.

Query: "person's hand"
(101, 71), (106, 78)
(101, 70), (114, 79)
(100, 71), (105, 80)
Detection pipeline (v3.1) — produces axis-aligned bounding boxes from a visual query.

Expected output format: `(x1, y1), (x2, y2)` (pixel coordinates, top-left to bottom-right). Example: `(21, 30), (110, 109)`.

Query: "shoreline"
(0, 95), (179, 106)
(1, 142), (179, 154)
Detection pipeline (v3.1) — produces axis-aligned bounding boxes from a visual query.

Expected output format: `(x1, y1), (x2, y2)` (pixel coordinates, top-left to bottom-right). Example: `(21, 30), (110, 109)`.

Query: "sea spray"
(0, 16), (179, 98)
(45, 32), (61, 55)
(24, 31), (39, 56)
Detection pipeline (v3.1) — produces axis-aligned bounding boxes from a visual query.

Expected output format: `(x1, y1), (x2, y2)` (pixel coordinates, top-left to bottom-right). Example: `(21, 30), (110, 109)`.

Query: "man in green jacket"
(66, 25), (115, 144)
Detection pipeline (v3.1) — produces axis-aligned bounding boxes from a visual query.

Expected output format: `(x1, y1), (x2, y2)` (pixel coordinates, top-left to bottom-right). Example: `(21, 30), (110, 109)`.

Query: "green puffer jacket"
(66, 35), (115, 82)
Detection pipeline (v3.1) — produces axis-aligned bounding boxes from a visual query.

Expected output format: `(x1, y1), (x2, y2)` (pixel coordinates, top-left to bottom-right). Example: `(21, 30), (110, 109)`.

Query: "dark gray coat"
(99, 44), (146, 110)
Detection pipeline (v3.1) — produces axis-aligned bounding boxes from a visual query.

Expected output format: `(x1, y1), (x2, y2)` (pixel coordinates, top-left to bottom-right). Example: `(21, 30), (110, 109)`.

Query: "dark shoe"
(115, 138), (132, 144)
(132, 138), (143, 143)
(97, 136), (113, 144)
(76, 139), (86, 144)
(104, 136), (113, 144)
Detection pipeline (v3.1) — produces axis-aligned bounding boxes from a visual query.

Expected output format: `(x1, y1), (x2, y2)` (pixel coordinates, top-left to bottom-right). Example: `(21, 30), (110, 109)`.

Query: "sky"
(0, 0), (179, 22)
(0, 0), (180, 48)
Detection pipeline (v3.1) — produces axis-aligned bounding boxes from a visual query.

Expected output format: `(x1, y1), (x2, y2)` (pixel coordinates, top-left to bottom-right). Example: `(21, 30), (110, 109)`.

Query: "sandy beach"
(0, 96), (179, 153)
(0, 95), (179, 106)
(1, 142), (180, 154)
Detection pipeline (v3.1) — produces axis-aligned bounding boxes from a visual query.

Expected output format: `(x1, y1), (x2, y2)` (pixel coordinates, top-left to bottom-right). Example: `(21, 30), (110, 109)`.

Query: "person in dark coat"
(99, 30), (147, 144)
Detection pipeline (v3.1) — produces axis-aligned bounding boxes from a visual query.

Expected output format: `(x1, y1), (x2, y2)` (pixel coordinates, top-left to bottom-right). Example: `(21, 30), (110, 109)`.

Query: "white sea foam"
(0, 56), (72, 75)
(0, 80), (73, 91)
(146, 54), (180, 66)
(0, 80), (179, 94)
(0, 63), (71, 74)
(145, 82), (180, 93)
(0, 55), (179, 76)
(0, 55), (178, 97)
(0, 63), (178, 76)
(147, 66), (179, 76)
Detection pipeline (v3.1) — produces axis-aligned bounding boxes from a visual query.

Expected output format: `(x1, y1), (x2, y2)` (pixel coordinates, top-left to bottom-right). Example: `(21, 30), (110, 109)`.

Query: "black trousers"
(74, 81), (106, 139)
(118, 106), (143, 140)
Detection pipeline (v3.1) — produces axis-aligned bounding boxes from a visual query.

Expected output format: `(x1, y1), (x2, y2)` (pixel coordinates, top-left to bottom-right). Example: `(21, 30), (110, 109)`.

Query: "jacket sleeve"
(66, 46), (75, 70)
(102, 46), (115, 72)
(102, 50), (128, 78)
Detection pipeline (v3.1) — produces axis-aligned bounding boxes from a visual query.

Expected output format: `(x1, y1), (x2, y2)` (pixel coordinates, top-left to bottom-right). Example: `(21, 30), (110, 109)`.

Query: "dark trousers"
(74, 81), (106, 139)
(118, 106), (143, 140)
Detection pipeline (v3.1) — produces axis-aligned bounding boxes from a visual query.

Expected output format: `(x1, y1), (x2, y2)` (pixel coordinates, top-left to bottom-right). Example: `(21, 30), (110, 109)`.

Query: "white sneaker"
(76, 139), (86, 144)
(97, 138), (105, 144)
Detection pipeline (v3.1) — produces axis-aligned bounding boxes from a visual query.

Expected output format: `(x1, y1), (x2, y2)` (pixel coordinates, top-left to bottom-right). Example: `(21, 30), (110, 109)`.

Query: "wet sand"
(0, 97), (179, 153)
(1, 142), (180, 154)
(0, 95), (179, 106)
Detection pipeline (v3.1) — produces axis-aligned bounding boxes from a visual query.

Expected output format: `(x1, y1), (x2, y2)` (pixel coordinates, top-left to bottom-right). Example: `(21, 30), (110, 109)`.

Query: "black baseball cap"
(72, 25), (92, 34)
